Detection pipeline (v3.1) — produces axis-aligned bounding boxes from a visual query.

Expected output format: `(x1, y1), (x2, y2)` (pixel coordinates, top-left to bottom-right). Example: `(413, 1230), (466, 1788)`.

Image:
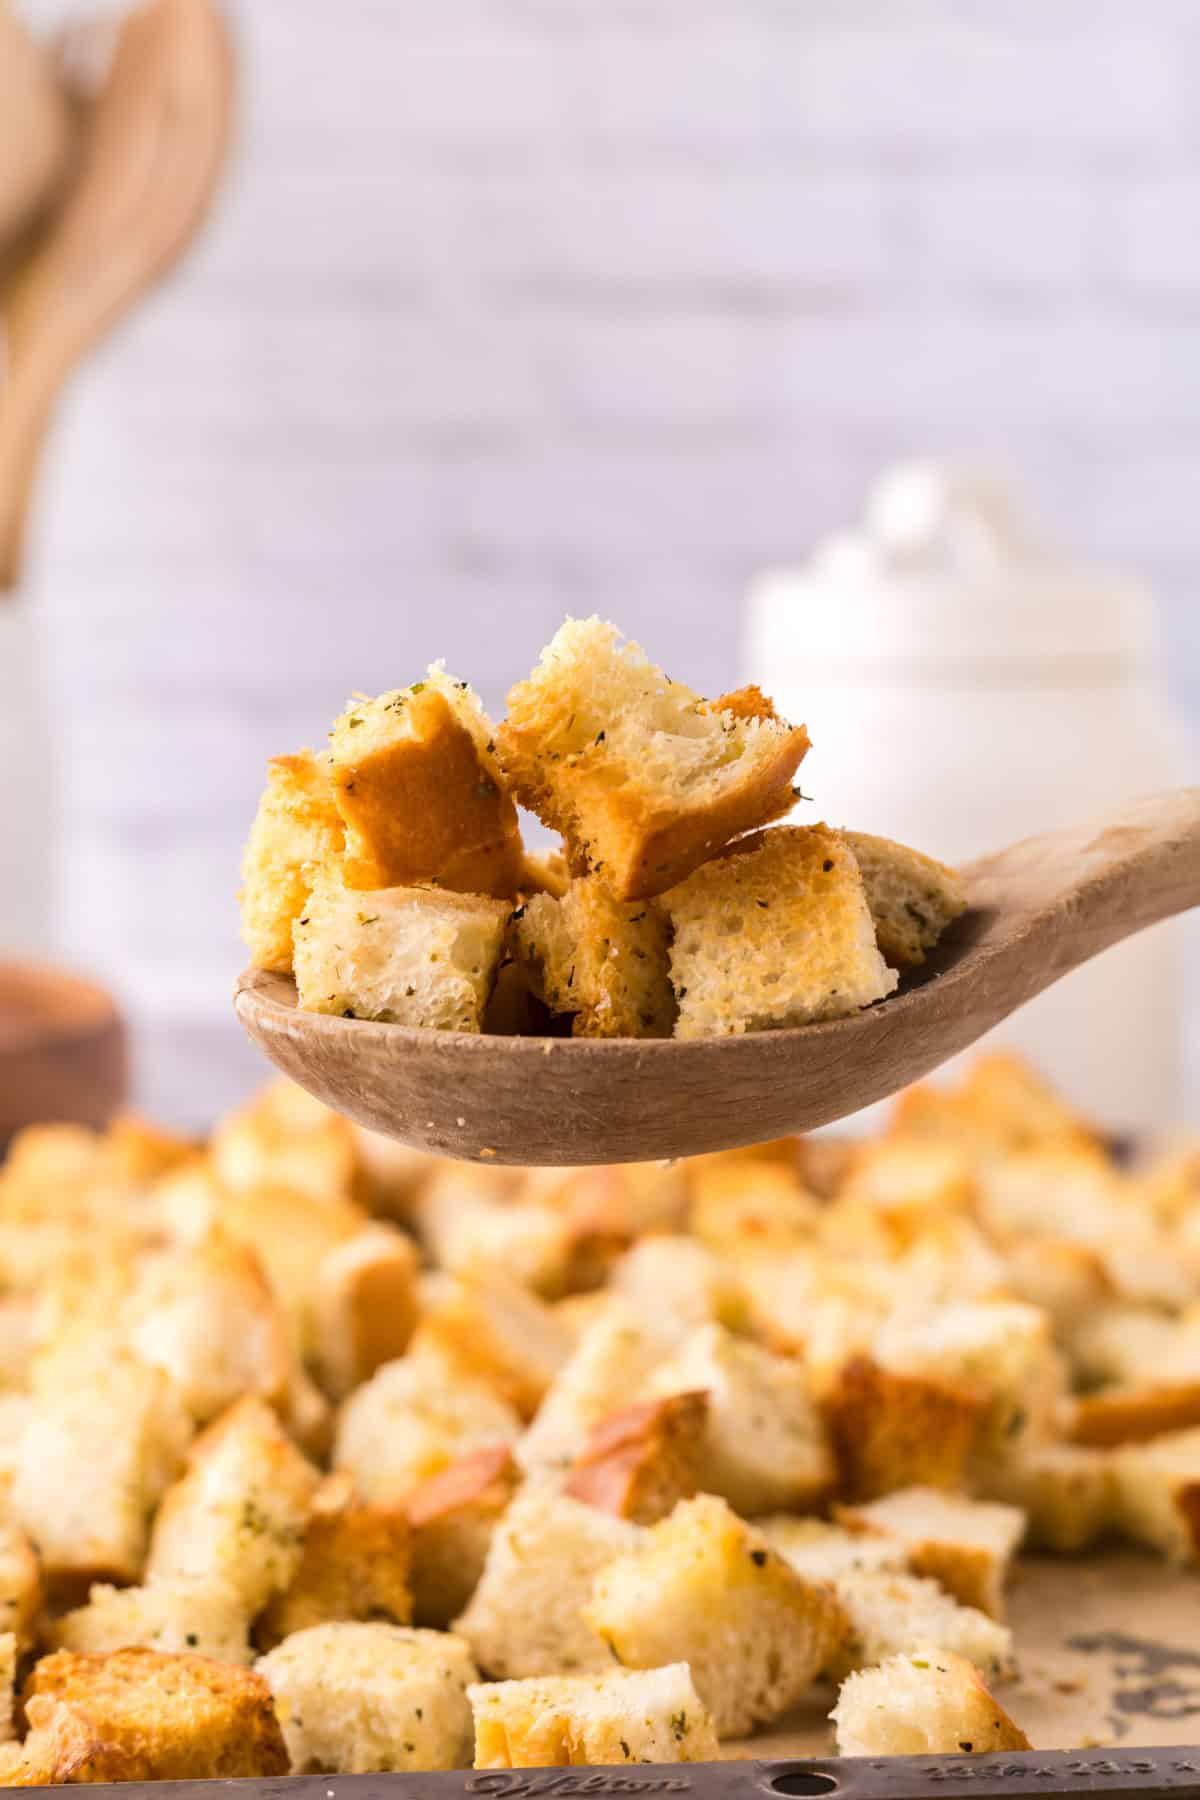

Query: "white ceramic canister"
(0, 600), (55, 957)
(745, 462), (1192, 1135)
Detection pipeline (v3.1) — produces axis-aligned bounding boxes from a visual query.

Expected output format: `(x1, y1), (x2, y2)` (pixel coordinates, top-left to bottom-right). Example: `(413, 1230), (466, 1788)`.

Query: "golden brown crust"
(1072, 1382), (1200, 1448)
(405, 1446), (520, 1629)
(239, 751), (345, 973)
(564, 1391), (709, 1523)
(256, 1472), (412, 1650)
(822, 1356), (984, 1500)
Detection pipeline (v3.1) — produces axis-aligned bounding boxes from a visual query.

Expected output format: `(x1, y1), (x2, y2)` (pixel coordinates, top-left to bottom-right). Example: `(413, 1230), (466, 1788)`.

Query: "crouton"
(831, 1648), (1031, 1758)
(415, 1274), (574, 1421)
(210, 1078), (367, 1204)
(240, 751), (345, 973)
(891, 1054), (1096, 1157)
(836, 1488), (1025, 1620)
(975, 1143), (1130, 1248)
(406, 1447), (521, 1629)
(1066, 1301), (1179, 1389)
(513, 879), (675, 1038)
(455, 1486), (638, 1678)
(665, 826), (897, 1039)
(645, 1323), (834, 1516)
(518, 1308), (678, 1474)
(582, 1494), (849, 1737)
(257, 1621), (475, 1773)
(1072, 1382), (1200, 1449)
(145, 1396), (320, 1613)
(1112, 1427), (1200, 1562)
(821, 1356), (984, 1500)
(0, 1698), (142, 1786)
(836, 1138), (976, 1235)
(498, 617), (810, 899)
(974, 1444), (1116, 1554)
(0, 1634), (13, 1741)
(334, 1356), (521, 1501)
(519, 848), (572, 900)
(311, 1224), (422, 1399)
(49, 1578), (253, 1664)
(24, 1647), (288, 1780)
(470, 1663), (718, 1768)
(829, 1571), (1015, 1684)
(874, 1299), (1065, 1451)
(0, 1519), (42, 1650)
(564, 1392), (708, 1524)
(256, 1472), (412, 1650)
(610, 1236), (743, 1332)
(416, 1167), (584, 1298)
(686, 1161), (820, 1258)
(1005, 1238), (1113, 1335)
(294, 866), (510, 1029)
(12, 1353), (191, 1592)
(207, 1184), (365, 1359)
(327, 670), (523, 898)
(544, 1161), (690, 1246)
(842, 831), (966, 969)
(758, 1517), (907, 1582)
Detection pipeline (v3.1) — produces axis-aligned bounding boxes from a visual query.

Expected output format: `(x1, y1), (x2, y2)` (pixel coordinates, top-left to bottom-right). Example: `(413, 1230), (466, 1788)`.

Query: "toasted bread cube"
(665, 825), (897, 1039)
(145, 1396), (320, 1612)
(415, 1274), (574, 1421)
(406, 1447), (521, 1628)
(835, 1489), (1025, 1621)
(830, 1570), (1015, 1683)
(498, 618), (810, 899)
(832, 1648), (1030, 1757)
(49, 1578), (252, 1664)
(311, 1224), (421, 1399)
(583, 1494), (850, 1737)
(564, 1392), (709, 1524)
(1072, 1381), (1200, 1449)
(874, 1300), (1064, 1451)
(518, 1308), (678, 1474)
(842, 832), (966, 970)
(1006, 1238), (1113, 1335)
(687, 1160), (821, 1258)
(514, 879), (675, 1038)
(1066, 1301), (1178, 1389)
(210, 1078), (367, 1204)
(294, 867), (510, 1029)
(543, 1160), (690, 1245)
(0, 1634), (13, 1741)
(0, 1519), (42, 1650)
(974, 1444), (1116, 1553)
(206, 1184), (366, 1359)
(646, 1323), (834, 1516)
(327, 669), (522, 897)
(256, 1472), (412, 1650)
(822, 1356), (984, 1500)
(240, 751), (345, 973)
(335, 1356), (521, 1501)
(12, 1353), (191, 1591)
(975, 1142), (1130, 1247)
(610, 1236), (743, 1332)
(25, 1647), (288, 1780)
(416, 1168), (583, 1298)
(257, 1621), (476, 1773)
(759, 1517), (907, 1582)
(1112, 1427), (1200, 1562)
(893, 1053), (1097, 1156)
(455, 1486), (638, 1679)
(470, 1663), (718, 1768)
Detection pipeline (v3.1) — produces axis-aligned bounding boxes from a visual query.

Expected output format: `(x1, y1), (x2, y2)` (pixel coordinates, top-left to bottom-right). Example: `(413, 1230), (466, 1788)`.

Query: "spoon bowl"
(235, 789), (1200, 1165)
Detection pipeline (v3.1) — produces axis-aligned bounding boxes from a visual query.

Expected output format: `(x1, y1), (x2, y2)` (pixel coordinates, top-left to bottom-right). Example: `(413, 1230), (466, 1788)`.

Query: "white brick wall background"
(18, 0), (1200, 1125)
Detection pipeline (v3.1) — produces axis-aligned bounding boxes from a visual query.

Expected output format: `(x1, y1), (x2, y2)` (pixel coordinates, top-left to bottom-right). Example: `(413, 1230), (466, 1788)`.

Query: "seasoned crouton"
(513, 878), (675, 1038)
(842, 831), (966, 969)
(406, 1447), (521, 1628)
(836, 1488), (1025, 1620)
(646, 1323), (834, 1516)
(414, 1274), (574, 1421)
(890, 1057), (1095, 1157)
(518, 1308), (678, 1474)
(210, 1079), (367, 1205)
(583, 1495), (849, 1738)
(256, 1472), (412, 1650)
(836, 1138), (976, 1235)
(519, 848), (571, 900)
(327, 670), (523, 897)
(564, 1392), (709, 1524)
(610, 1236), (743, 1332)
(665, 825), (897, 1039)
(1066, 1301), (1179, 1390)
(821, 1356), (984, 1500)
(294, 867), (510, 1029)
(334, 1356), (521, 1501)
(470, 1663), (718, 1768)
(207, 1184), (365, 1359)
(974, 1444), (1116, 1554)
(1112, 1427), (1200, 1562)
(758, 1517), (907, 1582)
(415, 1168), (585, 1298)
(239, 751), (345, 973)
(874, 1300), (1065, 1451)
(257, 1621), (476, 1773)
(49, 1578), (253, 1664)
(25, 1647), (288, 1780)
(0, 1633), (13, 1741)
(145, 1396), (319, 1612)
(12, 1353), (191, 1592)
(829, 1571), (1015, 1684)
(0, 1519), (42, 1650)
(832, 1648), (1030, 1757)
(1005, 1238), (1113, 1335)
(455, 1486), (638, 1678)
(0, 1698), (140, 1785)
(311, 1224), (421, 1399)
(686, 1161), (820, 1258)
(498, 618), (809, 899)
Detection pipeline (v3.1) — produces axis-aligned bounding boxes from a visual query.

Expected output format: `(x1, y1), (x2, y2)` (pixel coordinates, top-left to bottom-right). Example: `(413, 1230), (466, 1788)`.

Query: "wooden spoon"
(0, 0), (234, 589)
(234, 788), (1200, 1166)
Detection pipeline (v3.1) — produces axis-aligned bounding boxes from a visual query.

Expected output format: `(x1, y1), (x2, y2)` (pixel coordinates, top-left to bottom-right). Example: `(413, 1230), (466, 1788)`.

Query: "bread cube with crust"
(334, 1355), (521, 1501)
(821, 1356), (984, 1500)
(470, 1663), (718, 1768)
(23, 1647), (288, 1780)
(455, 1486), (639, 1679)
(665, 826), (898, 1039)
(1071, 1381), (1200, 1449)
(0, 1518), (42, 1649)
(686, 1160), (821, 1259)
(645, 1323), (834, 1516)
(240, 750), (345, 973)
(209, 1078), (367, 1204)
(145, 1395), (320, 1613)
(311, 1223), (421, 1399)
(1112, 1427), (1200, 1562)
(582, 1495), (850, 1738)
(0, 1634), (13, 1741)
(892, 1052), (1098, 1156)
(513, 878), (675, 1037)
(12, 1353), (191, 1590)
(974, 1444), (1116, 1553)
(832, 1648), (1031, 1757)
(836, 1488), (1025, 1620)
(256, 1472), (412, 1650)
(758, 1517), (907, 1582)
(564, 1392), (708, 1524)
(294, 867), (510, 1030)
(257, 1621), (476, 1773)
(610, 1236), (743, 1332)
(842, 832), (966, 969)
(874, 1300), (1065, 1451)
(829, 1571), (1015, 1684)
(518, 1307), (678, 1474)
(49, 1577), (253, 1664)
(406, 1447), (521, 1628)
(415, 1168), (584, 1298)
(327, 668), (523, 897)
(498, 617), (810, 900)
(414, 1273), (574, 1421)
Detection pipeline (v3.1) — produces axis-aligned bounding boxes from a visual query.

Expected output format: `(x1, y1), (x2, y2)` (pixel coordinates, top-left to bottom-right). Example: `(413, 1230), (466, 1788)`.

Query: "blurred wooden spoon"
(0, 0), (235, 589)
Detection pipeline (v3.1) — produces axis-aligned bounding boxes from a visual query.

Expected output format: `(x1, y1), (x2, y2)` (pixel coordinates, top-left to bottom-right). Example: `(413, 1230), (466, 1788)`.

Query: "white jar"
(746, 463), (1192, 1134)
(0, 601), (55, 957)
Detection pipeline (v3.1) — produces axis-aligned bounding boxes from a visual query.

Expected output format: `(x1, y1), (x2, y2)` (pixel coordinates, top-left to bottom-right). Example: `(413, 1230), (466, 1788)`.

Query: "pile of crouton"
(1, 1050), (1198, 1780)
(241, 617), (966, 1037)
